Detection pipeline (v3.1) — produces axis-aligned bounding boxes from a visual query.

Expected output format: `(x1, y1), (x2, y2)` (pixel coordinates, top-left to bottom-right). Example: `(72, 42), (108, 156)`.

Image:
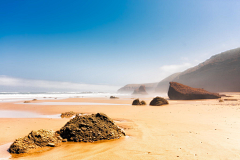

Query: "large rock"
(9, 129), (62, 154)
(59, 113), (125, 142)
(168, 82), (221, 100)
(149, 97), (169, 106)
(132, 85), (148, 95)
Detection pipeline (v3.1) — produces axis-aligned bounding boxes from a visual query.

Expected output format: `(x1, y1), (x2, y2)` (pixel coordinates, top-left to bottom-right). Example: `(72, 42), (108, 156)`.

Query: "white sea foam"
(0, 92), (129, 102)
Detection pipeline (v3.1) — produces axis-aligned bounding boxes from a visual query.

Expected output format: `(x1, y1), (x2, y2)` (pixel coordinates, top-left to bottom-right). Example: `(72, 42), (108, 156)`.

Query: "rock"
(168, 82), (221, 100)
(9, 129), (62, 154)
(132, 85), (148, 95)
(62, 139), (68, 142)
(61, 111), (76, 118)
(140, 100), (146, 105)
(59, 113), (125, 142)
(47, 143), (55, 147)
(150, 97), (169, 106)
(24, 101), (31, 103)
(110, 96), (119, 99)
(132, 99), (146, 105)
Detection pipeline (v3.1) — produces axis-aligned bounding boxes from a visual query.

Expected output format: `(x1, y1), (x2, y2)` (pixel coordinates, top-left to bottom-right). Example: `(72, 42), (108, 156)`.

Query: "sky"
(1, 0), (240, 92)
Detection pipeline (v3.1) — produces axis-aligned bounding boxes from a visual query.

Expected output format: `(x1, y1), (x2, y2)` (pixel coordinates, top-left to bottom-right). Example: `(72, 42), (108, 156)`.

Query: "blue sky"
(1, 0), (240, 92)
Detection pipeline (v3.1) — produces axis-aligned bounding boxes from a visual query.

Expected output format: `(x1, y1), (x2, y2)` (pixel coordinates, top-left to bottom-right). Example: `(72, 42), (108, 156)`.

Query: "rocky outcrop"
(149, 97), (169, 106)
(9, 129), (62, 154)
(168, 82), (221, 100)
(117, 83), (158, 94)
(132, 99), (146, 105)
(156, 48), (240, 92)
(59, 113), (125, 142)
(132, 85), (148, 95)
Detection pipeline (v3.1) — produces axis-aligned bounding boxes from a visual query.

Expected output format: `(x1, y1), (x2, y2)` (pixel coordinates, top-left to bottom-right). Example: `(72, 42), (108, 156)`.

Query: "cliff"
(155, 47), (240, 92)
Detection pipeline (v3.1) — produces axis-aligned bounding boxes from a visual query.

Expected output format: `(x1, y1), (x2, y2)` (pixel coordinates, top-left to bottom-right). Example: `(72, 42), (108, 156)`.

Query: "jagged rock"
(61, 111), (76, 118)
(132, 99), (146, 105)
(168, 82), (221, 100)
(132, 85), (148, 95)
(150, 97), (169, 106)
(59, 113), (125, 142)
(9, 129), (62, 154)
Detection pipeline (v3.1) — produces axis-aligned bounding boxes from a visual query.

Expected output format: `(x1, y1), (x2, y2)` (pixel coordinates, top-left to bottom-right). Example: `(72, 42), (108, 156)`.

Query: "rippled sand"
(0, 94), (240, 159)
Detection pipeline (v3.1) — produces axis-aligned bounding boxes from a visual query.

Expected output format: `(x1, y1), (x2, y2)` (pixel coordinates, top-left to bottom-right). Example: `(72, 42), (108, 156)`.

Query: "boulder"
(132, 85), (148, 95)
(168, 82), (221, 100)
(9, 129), (62, 154)
(150, 97), (169, 106)
(59, 113), (125, 142)
(132, 99), (146, 105)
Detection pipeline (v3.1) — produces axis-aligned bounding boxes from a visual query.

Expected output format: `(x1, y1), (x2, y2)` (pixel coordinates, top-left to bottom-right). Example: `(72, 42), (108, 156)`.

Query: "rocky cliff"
(155, 47), (240, 92)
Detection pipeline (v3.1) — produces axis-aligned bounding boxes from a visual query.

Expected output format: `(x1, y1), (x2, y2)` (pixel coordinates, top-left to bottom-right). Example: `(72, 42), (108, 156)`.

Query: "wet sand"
(0, 94), (240, 159)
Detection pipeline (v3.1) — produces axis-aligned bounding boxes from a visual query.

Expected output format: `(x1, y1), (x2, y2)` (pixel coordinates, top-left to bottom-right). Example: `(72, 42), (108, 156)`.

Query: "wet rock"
(132, 85), (148, 95)
(150, 97), (169, 106)
(61, 111), (76, 118)
(24, 101), (31, 103)
(59, 113), (125, 142)
(132, 99), (147, 105)
(110, 96), (119, 99)
(168, 82), (221, 100)
(9, 129), (62, 154)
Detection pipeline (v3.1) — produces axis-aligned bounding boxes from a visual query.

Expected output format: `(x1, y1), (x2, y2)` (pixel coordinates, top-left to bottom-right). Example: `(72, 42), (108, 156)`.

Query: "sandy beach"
(1, 93), (240, 160)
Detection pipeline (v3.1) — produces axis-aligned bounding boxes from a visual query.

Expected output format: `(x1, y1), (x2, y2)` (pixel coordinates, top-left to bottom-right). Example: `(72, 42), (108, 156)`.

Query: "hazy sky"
(1, 0), (240, 92)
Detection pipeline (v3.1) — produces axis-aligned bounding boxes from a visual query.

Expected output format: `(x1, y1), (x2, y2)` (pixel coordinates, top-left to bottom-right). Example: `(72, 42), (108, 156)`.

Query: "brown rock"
(132, 99), (147, 105)
(59, 113), (125, 142)
(9, 129), (62, 154)
(110, 96), (119, 99)
(150, 97), (168, 106)
(61, 111), (76, 118)
(168, 82), (221, 100)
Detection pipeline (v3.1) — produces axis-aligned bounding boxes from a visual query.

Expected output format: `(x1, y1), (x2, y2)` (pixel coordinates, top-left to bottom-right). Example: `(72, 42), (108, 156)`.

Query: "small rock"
(47, 143), (55, 147)
(62, 139), (68, 142)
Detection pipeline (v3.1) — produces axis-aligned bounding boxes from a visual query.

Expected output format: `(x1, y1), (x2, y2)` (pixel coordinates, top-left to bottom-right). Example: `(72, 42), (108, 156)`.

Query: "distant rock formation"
(59, 113), (125, 142)
(9, 129), (62, 154)
(132, 85), (148, 95)
(132, 99), (146, 105)
(156, 48), (240, 92)
(149, 97), (169, 106)
(117, 83), (158, 94)
(168, 82), (221, 100)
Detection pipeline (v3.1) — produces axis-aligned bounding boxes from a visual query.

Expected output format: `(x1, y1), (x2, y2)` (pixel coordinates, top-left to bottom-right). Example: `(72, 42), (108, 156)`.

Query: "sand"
(0, 93), (240, 159)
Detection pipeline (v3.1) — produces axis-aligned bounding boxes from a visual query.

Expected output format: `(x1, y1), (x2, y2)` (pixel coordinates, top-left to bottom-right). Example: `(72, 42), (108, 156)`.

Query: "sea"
(0, 92), (129, 102)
